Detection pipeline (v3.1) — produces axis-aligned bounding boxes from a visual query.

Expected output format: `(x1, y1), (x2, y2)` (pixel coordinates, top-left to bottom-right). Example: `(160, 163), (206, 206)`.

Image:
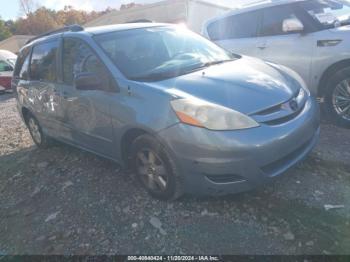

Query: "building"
(0, 35), (34, 54)
(85, 0), (234, 33)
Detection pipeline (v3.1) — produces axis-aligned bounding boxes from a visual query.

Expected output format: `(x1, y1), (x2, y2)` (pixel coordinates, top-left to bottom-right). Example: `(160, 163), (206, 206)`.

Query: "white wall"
(84, 0), (255, 32)
(187, 1), (230, 33)
(201, 0), (261, 8)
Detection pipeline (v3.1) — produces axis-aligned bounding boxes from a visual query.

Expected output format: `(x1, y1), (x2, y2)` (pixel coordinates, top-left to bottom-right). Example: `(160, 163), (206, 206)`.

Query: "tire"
(25, 113), (52, 148)
(130, 134), (183, 201)
(323, 67), (350, 128)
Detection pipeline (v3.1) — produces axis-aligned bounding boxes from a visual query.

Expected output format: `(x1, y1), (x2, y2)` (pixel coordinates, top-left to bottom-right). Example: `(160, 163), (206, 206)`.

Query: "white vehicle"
(0, 50), (17, 66)
(203, 0), (350, 128)
(0, 50), (16, 92)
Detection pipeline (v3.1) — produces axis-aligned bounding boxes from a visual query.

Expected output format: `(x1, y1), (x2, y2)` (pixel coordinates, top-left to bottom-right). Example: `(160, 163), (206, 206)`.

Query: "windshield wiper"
(130, 71), (178, 82)
(340, 18), (350, 26)
(330, 16), (350, 28)
(201, 59), (234, 67)
(130, 59), (236, 82)
(183, 59), (235, 74)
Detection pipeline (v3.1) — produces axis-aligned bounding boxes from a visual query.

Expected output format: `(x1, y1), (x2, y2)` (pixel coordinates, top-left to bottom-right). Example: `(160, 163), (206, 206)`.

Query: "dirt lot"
(0, 92), (349, 255)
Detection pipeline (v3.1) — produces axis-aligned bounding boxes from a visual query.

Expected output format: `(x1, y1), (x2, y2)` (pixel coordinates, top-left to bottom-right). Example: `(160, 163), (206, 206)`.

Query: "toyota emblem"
(289, 99), (298, 111)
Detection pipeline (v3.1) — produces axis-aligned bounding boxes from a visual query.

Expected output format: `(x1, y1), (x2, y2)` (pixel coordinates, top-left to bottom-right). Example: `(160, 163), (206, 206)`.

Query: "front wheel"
(324, 67), (350, 128)
(130, 134), (183, 201)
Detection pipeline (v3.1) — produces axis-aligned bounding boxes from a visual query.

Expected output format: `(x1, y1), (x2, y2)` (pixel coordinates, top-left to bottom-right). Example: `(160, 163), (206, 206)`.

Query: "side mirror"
(282, 18), (304, 33)
(74, 72), (102, 91)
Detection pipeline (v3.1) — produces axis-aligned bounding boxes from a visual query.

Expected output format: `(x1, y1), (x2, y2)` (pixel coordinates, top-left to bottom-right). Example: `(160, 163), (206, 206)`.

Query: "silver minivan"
(203, 0), (350, 128)
(14, 24), (319, 200)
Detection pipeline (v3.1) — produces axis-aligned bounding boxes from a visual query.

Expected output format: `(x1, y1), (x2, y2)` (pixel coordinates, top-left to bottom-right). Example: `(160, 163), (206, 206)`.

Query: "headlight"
(170, 97), (259, 131)
(296, 87), (306, 104)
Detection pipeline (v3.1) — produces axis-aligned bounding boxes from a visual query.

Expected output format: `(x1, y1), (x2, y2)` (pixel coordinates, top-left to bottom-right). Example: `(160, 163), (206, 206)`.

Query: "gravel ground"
(0, 93), (349, 255)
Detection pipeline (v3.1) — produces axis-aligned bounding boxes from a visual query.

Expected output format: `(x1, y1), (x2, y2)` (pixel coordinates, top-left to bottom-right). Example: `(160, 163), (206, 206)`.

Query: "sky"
(0, 0), (241, 21)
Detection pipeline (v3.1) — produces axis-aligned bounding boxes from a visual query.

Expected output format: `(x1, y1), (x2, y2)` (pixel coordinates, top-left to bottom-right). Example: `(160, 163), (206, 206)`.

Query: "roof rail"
(26, 24), (84, 44)
(239, 0), (285, 7)
(127, 19), (153, 23)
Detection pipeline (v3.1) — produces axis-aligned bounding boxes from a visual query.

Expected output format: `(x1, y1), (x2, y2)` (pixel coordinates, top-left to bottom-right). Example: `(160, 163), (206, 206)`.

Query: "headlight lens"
(170, 97), (259, 130)
(296, 87), (306, 104)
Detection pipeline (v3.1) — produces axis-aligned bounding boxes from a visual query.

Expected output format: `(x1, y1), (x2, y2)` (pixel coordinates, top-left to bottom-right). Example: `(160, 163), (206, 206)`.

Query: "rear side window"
(19, 55), (30, 80)
(260, 5), (303, 36)
(207, 11), (260, 41)
(30, 40), (58, 82)
(14, 47), (31, 79)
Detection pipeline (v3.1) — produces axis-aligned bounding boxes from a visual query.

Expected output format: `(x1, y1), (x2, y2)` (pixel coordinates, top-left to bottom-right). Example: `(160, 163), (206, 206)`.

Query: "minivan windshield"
(300, 0), (350, 28)
(94, 26), (237, 81)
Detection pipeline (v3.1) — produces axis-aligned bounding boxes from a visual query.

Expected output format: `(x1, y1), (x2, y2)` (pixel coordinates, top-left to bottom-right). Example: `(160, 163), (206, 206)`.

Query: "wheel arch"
(119, 126), (178, 168)
(120, 128), (149, 166)
(318, 59), (350, 97)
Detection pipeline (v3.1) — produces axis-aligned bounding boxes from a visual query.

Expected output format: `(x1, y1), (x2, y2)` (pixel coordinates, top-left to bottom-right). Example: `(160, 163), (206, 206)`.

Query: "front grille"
(252, 89), (307, 125)
(254, 100), (306, 126)
(261, 138), (311, 176)
(262, 109), (301, 125)
(255, 104), (282, 115)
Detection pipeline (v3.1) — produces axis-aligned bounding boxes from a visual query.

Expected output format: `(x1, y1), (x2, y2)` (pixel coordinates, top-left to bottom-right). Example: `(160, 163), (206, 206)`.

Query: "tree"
(5, 20), (17, 34)
(55, 5), (101, 26)
(11, 3), (112, 36)
(15, 7), (60, 35)
(19, 0), (37, 16)
(0, 18), (12, 41)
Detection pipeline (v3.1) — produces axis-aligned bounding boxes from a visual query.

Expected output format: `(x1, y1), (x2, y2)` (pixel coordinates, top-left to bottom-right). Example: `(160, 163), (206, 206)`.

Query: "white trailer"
(84, 0), (232, 33)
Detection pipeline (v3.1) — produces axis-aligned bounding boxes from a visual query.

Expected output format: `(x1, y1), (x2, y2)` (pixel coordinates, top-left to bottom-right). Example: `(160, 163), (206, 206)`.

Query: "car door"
(207, 10), (261, 56)
(57, 37), (116, 157)
(27, 39), (64, 135)
(255, 4), (317, 87)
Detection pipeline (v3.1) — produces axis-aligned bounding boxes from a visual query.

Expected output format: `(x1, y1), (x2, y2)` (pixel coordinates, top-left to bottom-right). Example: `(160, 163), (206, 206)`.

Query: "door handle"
(256, 42), (267, 50)
(62, 91), (69, 99)
(53, 89), (60, 96)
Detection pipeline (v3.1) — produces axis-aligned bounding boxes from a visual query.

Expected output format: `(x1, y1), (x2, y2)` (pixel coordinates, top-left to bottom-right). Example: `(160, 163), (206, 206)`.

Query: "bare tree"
(19, 0), (37, 16)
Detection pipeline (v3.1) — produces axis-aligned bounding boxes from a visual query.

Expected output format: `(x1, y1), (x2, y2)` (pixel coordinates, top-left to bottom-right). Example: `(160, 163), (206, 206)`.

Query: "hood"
(0, 50), (17, 61)
(146, 57), (300, 115)
(329, 24), (350, 39)
(329, 24), (350, 33)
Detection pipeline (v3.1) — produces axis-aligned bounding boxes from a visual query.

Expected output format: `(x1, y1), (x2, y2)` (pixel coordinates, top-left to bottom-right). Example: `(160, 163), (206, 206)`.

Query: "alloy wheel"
(332, 79), (350, 121)
(28, 118), (42, 144)
(135, 149), (168, 193)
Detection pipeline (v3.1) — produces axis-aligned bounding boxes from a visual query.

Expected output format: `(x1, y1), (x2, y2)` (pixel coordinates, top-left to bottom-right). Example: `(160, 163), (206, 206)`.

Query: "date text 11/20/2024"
(127, 256), (220, 261)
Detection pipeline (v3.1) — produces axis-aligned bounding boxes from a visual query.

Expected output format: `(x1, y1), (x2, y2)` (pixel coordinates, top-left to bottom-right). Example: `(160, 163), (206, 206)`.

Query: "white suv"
(203, 0), (350, 128)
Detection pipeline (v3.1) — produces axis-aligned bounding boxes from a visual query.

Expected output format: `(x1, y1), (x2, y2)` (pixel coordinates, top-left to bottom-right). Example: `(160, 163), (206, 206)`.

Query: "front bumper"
(157, 97), (320, 196)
